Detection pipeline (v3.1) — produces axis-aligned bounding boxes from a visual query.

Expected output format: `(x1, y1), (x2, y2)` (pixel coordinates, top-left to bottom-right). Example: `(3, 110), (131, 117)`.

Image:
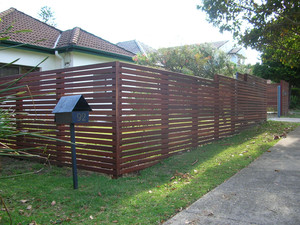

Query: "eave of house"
(0, 40), (54, 54)
(55, 45), (133, 62)
(0, 40), (134, 62)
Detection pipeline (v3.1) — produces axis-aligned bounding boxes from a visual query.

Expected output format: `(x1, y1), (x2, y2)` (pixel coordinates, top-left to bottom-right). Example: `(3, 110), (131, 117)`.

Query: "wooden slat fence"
(280, 80), (289, 116)
(267, 80), (289, 116)
(2, 62), (117, 175)
(267, 83), (278, 110)
(0, 61), (267, 177)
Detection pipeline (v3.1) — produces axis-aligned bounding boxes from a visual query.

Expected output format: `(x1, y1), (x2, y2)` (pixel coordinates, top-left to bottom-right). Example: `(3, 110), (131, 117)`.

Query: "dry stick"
(0, 195), (12, 225)
(192, 159), (199, 165)
(0, 167), (44, 179)
(25, 84), (37, 120)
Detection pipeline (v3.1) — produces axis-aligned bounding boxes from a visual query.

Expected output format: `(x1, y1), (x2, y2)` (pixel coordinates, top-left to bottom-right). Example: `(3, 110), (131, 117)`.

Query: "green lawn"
(1, 121), (299, 224)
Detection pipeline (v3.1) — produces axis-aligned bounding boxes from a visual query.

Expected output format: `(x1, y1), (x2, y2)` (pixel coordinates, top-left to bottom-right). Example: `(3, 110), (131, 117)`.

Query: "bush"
(291, 87), (300, 96)
(290, 87), (300, 109)
(290, 95), (300, 109)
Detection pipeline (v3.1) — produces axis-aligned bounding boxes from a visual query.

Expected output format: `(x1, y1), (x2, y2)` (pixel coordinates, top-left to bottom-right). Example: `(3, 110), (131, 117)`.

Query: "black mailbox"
(52, 94), (92, 189)
(52, 95), (92, 124)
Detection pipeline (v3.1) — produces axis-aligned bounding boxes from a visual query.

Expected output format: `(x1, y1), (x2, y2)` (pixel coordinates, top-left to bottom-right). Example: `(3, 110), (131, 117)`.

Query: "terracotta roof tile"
(55, 27), (134, 57)
(0, 8), (134, 58)
(0, 8), (61, 48)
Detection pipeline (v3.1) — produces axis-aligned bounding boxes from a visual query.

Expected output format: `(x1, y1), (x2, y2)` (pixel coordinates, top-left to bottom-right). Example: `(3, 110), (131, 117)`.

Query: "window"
(0, 63), (40, 77)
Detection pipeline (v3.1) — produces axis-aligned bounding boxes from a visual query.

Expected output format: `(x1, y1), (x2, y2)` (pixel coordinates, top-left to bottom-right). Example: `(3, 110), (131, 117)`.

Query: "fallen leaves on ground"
(170, 171), (191, 181)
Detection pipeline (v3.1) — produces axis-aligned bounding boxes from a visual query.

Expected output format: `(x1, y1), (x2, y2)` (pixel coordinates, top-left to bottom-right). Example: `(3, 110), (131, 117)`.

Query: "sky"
(0, 0), (261, 64)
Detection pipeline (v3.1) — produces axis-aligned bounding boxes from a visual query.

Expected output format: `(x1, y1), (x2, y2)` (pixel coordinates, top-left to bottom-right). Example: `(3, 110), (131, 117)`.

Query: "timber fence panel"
(235, 74), (267, 131)
(0, 62), (118, 175)
(0, 61), (268, 176)
(267, 84), (278, 111)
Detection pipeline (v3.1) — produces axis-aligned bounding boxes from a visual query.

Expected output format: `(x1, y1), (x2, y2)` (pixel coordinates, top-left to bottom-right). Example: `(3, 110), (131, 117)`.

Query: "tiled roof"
(228, 47), (242, 54)
(0, 8), (134, 58)
(210, 40), (229, 49)
(117, 40), (156, 55)
(0, 7), (60, 48)
(56, 27), (134, 57)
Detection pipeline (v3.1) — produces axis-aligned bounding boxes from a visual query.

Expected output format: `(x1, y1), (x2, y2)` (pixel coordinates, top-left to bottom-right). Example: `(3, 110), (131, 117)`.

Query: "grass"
(268, 109), (300, 119)
(284, 109), (300, 118)
(1, 121), (299, 224)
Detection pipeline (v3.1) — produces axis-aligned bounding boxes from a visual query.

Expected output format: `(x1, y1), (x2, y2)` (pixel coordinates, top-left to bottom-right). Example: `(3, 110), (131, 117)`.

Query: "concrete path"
(164, 126), (300, 225)
(268, 117), (300, 123)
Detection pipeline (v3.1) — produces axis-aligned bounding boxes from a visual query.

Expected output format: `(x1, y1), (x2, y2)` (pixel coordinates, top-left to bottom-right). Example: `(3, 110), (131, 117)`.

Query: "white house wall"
(219, 42), (233, 54)
(72, 52), (129, 67)
(1, 48), (132, 72)
(230, 55), (238, 64)
(0, 48), (60, 71)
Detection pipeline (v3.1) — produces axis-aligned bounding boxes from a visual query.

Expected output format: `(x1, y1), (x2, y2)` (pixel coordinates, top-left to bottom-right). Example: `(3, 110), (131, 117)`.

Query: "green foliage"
(253, 50), (300, 88)
(290, 95), (300, 109)
(0, 19), (59, 158)
(0, 66), (50, 157)
(199, 0), (300, 68)
(38, 6), (57, 27)
(290, 87), (300, 109)
(0, 108), (15, 140)
(134, 44), (239, 79)
(291, 87), (300, 96)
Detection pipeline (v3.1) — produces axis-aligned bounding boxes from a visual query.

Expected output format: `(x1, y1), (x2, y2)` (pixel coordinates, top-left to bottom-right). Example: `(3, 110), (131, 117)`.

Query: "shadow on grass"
(1, 121), (299, 224)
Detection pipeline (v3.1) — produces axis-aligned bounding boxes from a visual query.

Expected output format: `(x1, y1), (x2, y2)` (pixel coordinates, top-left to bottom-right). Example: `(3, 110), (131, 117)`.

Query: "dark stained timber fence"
(267, 83), (278, 111)
(0, 62), (267, 177)
(267, 80), (289, 116)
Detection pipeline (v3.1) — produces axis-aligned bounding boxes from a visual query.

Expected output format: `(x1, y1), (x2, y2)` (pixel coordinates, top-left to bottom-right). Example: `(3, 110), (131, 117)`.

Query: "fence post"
(280, 80), (288, 116)
(277, 85), (281, 118)
(192, 79), (199, 148)
(231, 78), (237, 135)
(15, 97), (23, 150)
(112, 61), (121, 178)
(243, 73), (249, 127)
(262, 79), (267, 121)
(56, 72), (65, 164)
(214, 75), (220, 141)
(161, 73), (169, 156)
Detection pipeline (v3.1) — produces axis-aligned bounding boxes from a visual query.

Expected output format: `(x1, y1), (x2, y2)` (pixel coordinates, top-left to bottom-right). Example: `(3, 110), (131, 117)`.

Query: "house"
(117, 40), (156, 56)
(117, 39), (245, 65)
(210, 40), (246, 65)
(0, 8), (135, 77)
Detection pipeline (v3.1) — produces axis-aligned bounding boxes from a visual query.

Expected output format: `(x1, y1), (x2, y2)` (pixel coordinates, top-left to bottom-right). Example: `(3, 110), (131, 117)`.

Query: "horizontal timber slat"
(0, 61), (268, 177)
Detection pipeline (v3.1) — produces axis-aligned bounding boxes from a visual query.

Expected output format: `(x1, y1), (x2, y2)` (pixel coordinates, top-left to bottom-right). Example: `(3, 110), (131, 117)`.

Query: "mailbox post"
(52, 95), (92, 189)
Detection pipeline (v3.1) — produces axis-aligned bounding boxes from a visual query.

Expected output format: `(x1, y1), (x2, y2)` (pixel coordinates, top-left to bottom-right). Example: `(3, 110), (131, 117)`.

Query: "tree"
(198, 0), (300, 68)
(134, 44), (237, 79)
(38, 6), (56, 27)
(253, 50), (300, 88)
